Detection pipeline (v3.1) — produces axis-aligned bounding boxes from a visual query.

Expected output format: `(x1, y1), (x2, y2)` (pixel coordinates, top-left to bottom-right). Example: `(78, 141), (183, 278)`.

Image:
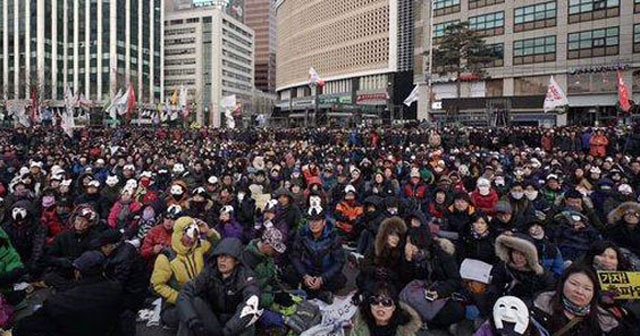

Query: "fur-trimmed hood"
(495, 233), (544, 275)
(352, 302), (423, 336)
(375, 217), (407, 256)
(434, 237), (456, 256)
(607, 202), (640, 225)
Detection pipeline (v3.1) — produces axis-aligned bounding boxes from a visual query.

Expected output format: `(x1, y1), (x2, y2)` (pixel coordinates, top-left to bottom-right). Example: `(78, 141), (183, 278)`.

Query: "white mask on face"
(511, 192), (524, 200)
(12, 208), (27, 221)
(493, 296), (530, 335)
(170, 185), (184, 196)
(478, 186), (490, 196)
(237, 192), (245, 202)
(106, 176), (119, 187)
(525, 190), (538, 201)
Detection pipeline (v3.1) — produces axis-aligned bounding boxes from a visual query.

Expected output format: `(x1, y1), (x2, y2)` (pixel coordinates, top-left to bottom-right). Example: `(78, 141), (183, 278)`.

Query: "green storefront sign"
(319, 96), (352, 106)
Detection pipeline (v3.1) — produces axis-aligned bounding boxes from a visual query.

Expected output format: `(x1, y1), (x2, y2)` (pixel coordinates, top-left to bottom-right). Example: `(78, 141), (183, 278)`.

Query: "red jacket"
(403, 182), (428, 201)
(108, 200), (142, 230)
(141, 225), (173, 262)
(470, 190), (499, 216)
(41, 209), (64, 246)
(590, 135), (609, 158)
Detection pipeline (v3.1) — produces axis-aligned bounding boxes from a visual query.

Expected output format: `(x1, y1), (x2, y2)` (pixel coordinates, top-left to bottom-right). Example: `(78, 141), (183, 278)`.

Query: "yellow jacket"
(150, 216), (220, 304)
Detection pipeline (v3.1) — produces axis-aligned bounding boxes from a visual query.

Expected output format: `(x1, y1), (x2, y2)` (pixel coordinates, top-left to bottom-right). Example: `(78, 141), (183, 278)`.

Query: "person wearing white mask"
(471, 177), (499, 217)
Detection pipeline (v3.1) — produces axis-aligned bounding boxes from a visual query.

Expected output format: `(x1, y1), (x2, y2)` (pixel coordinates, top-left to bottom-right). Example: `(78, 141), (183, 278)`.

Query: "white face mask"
(387, 208), (398, 215)
(493, 296), (530, 335)
(237, 192), (245, 202)
(12, 208), (27, 221)
(525, 190), (538, 201)
(170, 185), (184, 196)
(495, 178), (505, 186)
(106, 176), (119, 187)
(478, 186), (490, 196)
(511, 192), (524, 200)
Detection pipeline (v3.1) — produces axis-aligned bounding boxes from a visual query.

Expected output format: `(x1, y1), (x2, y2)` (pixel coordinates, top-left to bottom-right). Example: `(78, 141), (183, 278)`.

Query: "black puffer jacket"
(2, 200), (46, 271)
(177, 238), (261, 336)
(402, 238), (461, 298)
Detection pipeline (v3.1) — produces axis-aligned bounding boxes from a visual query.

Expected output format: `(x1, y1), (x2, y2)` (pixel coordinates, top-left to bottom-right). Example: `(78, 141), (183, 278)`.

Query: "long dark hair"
(548, 264), (601, 333)
(582, 240), (631, 272)
(359, 281), (411, 329)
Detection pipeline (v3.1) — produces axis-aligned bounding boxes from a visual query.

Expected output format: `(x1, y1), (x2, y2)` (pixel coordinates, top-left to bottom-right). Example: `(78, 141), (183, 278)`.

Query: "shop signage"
(356, 92), (388, 106)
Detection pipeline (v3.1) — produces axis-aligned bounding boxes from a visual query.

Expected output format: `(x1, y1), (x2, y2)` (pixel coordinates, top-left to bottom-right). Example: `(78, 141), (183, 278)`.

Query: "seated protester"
(124, 204), (158, 247)
(366, 171), (395, 198)
(501, 182), (536, 229)
(107, 187), (142, 230)
(524, 179), (551, 220)
(350, 281), (422, 336)
(530, 264), (630, 336)
(606, 202), (640, 258)
(402, 168), (429, 210)
(151, 216), (220, 329)
(355, 195), (385, 255)
(235, 187), (257, 240)
(490, 201), (517, 234)
(427, 188), (449, 221)
(184, 187), (216, 225)
(0, 226), (26, 303)
(41, 193), (65, 246)
(2, 200), (46, 277)
(74, 179), (109, 220)
(165, 180), (190, 210)
(474, 296), (548, 336)
(458, 212), (499, 265)
(101, 175), (121, 207)
(284, 206), (346, 304)
(176, 238), (261, 336)
(92, 229), (149, 336)
(470, 178), (500, 217)
(13, 251), (124, 336)
(444, 191), (477, 237)
(357, 217), (407, 295)
(242, 228), (291, 330)
(45, 205), (103, 291)
(140, 204), (182, 264)
(273, 188), (302, 241)
(550, 189), (605, 234)
(524, 221), (564, 279)
(580, 241), (640, 334)
(552, 211), (600, 263)
(400, 226), (465, 329)
(250, 199), (278, 241)
(215, 205), (244, 240)
(334, 185), (364, 242)
(489, 233), (556, 311)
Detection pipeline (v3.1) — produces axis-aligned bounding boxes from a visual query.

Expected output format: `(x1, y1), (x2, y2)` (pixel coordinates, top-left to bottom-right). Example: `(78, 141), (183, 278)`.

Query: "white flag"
(178, 85), (188, 108)
(308, 67), (324, 86)
(115, 85), (131, 116)
(543, 76), (568, 113)
(107, 89), (123, 119)
(403, 85), (419, 106)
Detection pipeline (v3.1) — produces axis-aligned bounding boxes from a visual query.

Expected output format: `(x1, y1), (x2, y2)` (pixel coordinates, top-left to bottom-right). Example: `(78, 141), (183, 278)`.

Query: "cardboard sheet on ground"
(597, 271), (640, 300)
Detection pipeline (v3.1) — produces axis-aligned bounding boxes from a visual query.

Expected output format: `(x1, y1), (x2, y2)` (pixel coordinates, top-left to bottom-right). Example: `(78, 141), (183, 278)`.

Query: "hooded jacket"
(0, 227), (24, 286)
(606, 202), (640, 258)
(242, 239), (279, 308)
(2, 200), (46, 269)
(350, 302), (422, 336)
(177, 238), (261, 336)
(289, 219), (346, 281)
(151, 216), (220, 304)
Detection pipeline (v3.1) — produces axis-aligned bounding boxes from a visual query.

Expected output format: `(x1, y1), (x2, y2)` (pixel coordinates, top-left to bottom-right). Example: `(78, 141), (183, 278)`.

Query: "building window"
(635, 24), (640, 53)
(514, 2), (556, 32)
(513, 36), (556, 65)
(469, 11), (504, 37)
(486, 79), (504, 97)
(568, 0), (619, 23)
(567, 27), (619, 59)
(469, 0), (504, 10)
(636, 0), (640, 13)
(433, 0), (460, 16)
(483, 43), (504, 67)
(514, 76), (549, 96)
(434, 20), (459, 42)
(633, 70), (640, 93)
(568, 72), (617, 94)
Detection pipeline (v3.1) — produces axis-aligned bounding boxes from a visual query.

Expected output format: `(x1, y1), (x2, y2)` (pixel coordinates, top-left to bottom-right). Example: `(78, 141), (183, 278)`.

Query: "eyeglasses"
(369, 296), (394, 308)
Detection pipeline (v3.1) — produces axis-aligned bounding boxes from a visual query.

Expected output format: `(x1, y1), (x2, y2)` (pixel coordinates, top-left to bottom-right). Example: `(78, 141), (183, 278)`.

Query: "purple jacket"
(215, 219), (244, 241)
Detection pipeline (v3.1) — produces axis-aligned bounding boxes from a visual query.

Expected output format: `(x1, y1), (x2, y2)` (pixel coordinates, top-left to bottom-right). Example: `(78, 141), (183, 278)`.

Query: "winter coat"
(274, 203), (302, 242)
(74, 193), (109, 220)
(184, 199), (217, 225)
(103, 242), (149, 310)
(470, 190), (499, 216)
(13, 276), (124, 336)
(503, 196), (536, 228)
(46, 226), (103, 270)
(590, 134), (609, 158)
(215, 218), (244, 241)
(554, 224), (600, 262)
(0, 227), (24, 286)
(445, 205), (477, 234)
(289, 219), (346, 281)
(100, 186), (121, 207)
(151, 217), (220, 304)
(532, 238), (564, 278)
(403, 238), (461, 298)
(490, 234), (556, 306)
(242, 239), (279, 308)
(350, 302), (423, 336)
(41, 208), (64, 246)
(140, 224), (173, 263)
(358, 217), (407, 292)
(606, 202), (640, 258)
(457, 229), (498, 265)
(177, 240), (260, 336)
(107, 199), (142, 230)
(3, 201), (46, 269)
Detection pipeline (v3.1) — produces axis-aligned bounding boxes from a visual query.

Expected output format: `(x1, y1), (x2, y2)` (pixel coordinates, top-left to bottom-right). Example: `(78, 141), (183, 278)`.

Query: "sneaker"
(317, 291), (334, 304)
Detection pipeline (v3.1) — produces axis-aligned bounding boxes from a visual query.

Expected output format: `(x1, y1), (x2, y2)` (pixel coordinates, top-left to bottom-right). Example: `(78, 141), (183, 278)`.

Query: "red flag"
(126, 85), (137, 120)
(617, 71), (632, 113)
(31, 87), (40, 124)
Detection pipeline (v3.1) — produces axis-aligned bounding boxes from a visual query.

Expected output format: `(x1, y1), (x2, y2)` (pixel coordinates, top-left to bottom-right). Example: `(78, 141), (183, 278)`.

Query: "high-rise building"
(0, 0), (163, 107)
(275, 0), (416, 126)
(164, 5), (254, 127)
(415, 0), (640, 126)
(245, 0), (276, 93)
(165, 0), (246, 22)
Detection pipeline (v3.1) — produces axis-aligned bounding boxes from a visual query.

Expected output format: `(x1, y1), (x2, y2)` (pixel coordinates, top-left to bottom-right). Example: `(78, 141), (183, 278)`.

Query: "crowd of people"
(0, 124), (639, 336)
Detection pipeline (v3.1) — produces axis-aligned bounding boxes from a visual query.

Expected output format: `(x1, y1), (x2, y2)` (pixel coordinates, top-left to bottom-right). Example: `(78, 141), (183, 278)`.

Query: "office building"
(415, 0), (640, 126)
(164, 5), (254, 127)
(245, 0), (276, 93)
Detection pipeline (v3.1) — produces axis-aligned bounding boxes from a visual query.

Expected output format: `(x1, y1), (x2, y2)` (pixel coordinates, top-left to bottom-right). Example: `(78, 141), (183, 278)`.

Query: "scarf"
(562, 295), (590, 317)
